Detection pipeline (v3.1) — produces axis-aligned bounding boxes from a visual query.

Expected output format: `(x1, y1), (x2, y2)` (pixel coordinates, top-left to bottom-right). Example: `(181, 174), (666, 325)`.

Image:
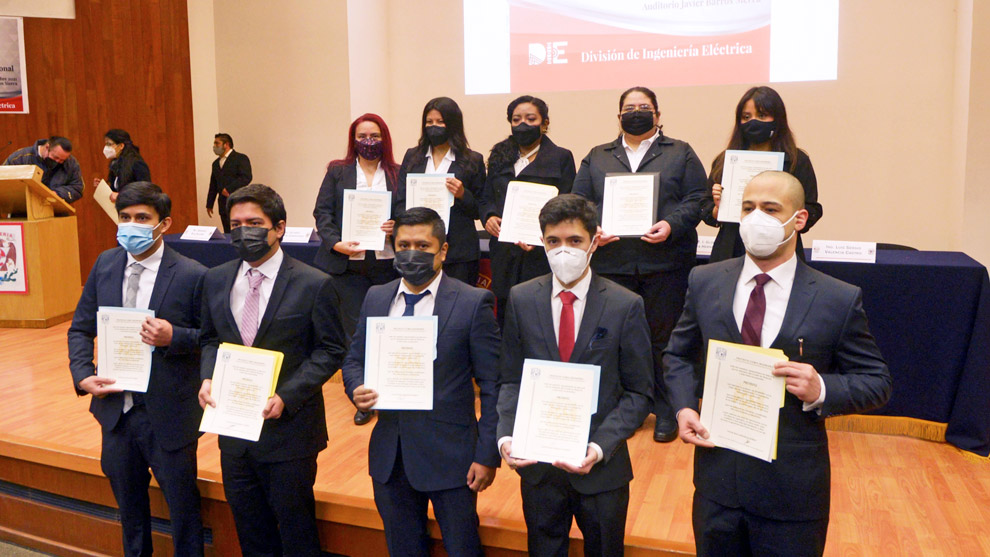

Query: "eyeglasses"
(621, 104), (655, 114)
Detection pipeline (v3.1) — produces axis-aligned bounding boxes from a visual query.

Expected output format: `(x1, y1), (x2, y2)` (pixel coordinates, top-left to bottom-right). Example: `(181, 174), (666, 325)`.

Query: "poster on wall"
(0, 223), (28, 294)
(0, 17), (29, 114)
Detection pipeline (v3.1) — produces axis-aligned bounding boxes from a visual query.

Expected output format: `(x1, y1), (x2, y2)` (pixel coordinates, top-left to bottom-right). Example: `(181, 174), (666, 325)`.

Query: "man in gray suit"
(496, 194), (653, 557)
(664, 171), (891, 557)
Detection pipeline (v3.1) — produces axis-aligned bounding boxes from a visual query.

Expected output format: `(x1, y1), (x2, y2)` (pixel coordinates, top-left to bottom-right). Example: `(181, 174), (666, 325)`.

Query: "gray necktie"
(122, 262), (144, 412)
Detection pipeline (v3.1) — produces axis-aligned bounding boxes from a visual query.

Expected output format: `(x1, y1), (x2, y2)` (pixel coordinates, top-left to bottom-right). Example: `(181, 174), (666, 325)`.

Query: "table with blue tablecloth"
(164, 233), (990, 456)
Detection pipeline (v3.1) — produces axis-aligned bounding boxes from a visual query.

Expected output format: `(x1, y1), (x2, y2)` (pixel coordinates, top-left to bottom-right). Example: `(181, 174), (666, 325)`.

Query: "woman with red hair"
(313, 113), (400, 425)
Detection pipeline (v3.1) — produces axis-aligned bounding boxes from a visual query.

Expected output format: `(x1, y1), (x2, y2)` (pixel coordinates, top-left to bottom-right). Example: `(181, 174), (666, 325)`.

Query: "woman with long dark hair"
(701, 86), (822, 261)
(479, 95), (576, 326)
(313, 113), (400, 425)
(396, 97), (486, 286)
(96, 129), (150, 201)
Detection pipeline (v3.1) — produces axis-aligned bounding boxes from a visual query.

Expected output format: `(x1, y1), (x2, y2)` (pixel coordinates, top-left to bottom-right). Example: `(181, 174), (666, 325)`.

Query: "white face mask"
(545, 241), (595, 284)
(739, 209), (798, 258)
(103, 145), (117, 160)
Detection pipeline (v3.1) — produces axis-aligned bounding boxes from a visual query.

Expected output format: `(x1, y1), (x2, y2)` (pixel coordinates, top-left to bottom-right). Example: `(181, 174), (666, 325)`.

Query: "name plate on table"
(811, 240), (877, 263)
(282, 227), (318, 243)
(697, 236), (716, 257)
(180, 225), (223, 241)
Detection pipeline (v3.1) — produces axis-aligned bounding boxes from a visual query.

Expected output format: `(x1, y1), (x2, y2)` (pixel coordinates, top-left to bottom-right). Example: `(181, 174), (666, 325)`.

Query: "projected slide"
(464, 0), (838, 95)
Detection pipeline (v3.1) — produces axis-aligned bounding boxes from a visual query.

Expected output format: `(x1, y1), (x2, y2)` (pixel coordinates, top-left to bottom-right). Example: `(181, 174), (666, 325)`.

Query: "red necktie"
(558, 291), (577, 361)
(741, 274), (772, 346)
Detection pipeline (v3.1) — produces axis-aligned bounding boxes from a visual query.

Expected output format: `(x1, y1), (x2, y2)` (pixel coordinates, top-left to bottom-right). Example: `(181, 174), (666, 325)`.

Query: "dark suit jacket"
(206, 150), (252, 210)
(107, 147), (151, 193)
(496, 272), (654, 495)
(199, 253), (346, 462)
(478, 136), (576, 299)
(396, 147), (486, 264)
(341, 275), (502, 492)
(663, 257), (892, 521)
(700, 149), (823, 262)
(313, 163), (399, 275)
(67, 245), (207, 451)
(572, 133), (707, 275)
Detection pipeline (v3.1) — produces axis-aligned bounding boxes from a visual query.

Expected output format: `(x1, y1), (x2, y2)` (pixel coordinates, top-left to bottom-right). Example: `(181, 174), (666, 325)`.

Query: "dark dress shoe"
(653, 418), (678, 443)
(354, 409), (375, 425)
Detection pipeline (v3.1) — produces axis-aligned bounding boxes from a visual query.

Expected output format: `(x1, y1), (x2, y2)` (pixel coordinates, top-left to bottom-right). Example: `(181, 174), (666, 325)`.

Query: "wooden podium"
(0, 165), (81, 328)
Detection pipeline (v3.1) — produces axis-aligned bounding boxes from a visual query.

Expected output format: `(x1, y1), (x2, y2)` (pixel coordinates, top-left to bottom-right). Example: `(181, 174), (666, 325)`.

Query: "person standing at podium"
(206, 133), (253, 233)
(4, 136), (83, 203)
(68, 182), (207, 556)
(94, 129), (151, 202)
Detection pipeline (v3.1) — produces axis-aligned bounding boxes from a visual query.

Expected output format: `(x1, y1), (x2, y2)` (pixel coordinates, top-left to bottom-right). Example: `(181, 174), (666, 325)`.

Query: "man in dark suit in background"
(665, 171), (891, 557)
(342, 207), (500, 557)
(68, 182), (206, 556)
(206, 133), (252, 233)
(496, 194), (653, 557)
(198, 184), (345, 556)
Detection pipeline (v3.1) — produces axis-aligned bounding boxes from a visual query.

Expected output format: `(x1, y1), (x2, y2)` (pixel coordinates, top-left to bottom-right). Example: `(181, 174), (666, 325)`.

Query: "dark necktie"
(558, 291), (577, 362)
(741, 274), (772, 346)
(403, 291), (429, 316)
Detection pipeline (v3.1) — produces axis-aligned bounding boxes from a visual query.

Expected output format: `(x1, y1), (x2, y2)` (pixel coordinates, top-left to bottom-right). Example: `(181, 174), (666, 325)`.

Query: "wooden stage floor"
(2, 323), (990, 556)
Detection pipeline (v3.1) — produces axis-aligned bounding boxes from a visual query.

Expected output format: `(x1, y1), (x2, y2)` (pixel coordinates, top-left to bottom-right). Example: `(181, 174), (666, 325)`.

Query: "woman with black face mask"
(479, 95), (576, 328)
(702, 86), (822, 262)
(395, 97), (487, 287)
(313, 113), (400, 426)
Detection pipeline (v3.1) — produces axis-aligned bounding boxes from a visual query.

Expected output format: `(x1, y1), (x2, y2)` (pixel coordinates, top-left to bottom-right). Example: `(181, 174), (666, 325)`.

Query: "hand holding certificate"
(97, 307), (155, 392)
(498, 181), (559, 246)
(342, 189), (392, 251)
(200, 343), (284, 442)
(364, 316), (438, 410)
(406, 173), (454, 231)
(601, 172), (659, 237)
(717, 150), (785, 223)
(699, 340), (786, 462)
(93, 180), (119, 223)
(510, 359), (601, 466)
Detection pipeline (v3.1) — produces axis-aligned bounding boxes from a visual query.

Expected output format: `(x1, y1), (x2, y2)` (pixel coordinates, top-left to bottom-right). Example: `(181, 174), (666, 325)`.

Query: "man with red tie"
(495, 194), (653, 557)
(664, 171), (891, 556)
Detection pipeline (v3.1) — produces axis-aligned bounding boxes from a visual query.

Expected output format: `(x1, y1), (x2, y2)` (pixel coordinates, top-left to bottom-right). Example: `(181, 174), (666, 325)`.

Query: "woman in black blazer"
(479, 95), (576, 325)
(701, 86), (823, 262)
(96, 129), (151, 201)
(396, 97), (486, 286)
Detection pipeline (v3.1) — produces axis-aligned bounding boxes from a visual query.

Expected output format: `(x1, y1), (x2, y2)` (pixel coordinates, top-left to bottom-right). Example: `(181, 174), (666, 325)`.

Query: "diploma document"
(364, 316), (438, 410)
(405, 174), (454, 231)
(498, 181), (559, 246)
(718, 150), (785, 223)
(93, 180), (119, 224)
(200, 343), (284, 442)
(601, 172), (659, 237)
(700, 340), (787, 462)
(96, 307), (155, 392)
(510, 359), (601, 466)
(342, 189), (392, 251)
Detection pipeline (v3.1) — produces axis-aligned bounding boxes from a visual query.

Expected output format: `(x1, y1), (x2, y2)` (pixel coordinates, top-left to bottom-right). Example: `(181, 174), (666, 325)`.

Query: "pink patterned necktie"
(240, 269), (265, 346)
(741, 274), (772, 346)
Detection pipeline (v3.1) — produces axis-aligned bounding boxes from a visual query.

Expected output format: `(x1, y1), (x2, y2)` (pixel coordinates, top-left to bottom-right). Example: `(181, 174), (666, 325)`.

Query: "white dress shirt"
(353, 162), (394, 260)
(732, 253), (825, 411)
(621, 128), (659, 172)
(499, 268), (604, 464)
(123, 241), (164, 310)
(425, 147), (456, 175)
(514, 144), (540, 177)
(388, 270), (443, 317)
(219, 148), (233, 168)
(230, 247), (284, 334)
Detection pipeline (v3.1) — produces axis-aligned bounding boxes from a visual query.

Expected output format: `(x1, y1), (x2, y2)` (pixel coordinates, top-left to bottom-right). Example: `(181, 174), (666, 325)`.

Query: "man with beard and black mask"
(572, 86), (707, 444)
(198, 184), (346, 557)
(496, 194), (653, 557)
(341, 207), (501, 557)
(4, 136), (83, 203)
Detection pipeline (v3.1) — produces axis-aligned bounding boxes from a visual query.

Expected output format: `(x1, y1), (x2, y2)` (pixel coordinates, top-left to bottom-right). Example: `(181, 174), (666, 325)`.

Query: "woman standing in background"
(95, 129), (151, 202)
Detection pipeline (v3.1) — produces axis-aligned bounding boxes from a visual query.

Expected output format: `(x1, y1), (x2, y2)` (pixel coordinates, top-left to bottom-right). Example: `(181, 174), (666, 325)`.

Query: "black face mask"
(393, 249), (439, 286)
(741, 119), (777, 145)
(425, 126), (449, 147)
(511, 123), (542, 147)
(620, 110), (656, 135)
(230, 226), (274, 263)
(44, 157), (59, 169)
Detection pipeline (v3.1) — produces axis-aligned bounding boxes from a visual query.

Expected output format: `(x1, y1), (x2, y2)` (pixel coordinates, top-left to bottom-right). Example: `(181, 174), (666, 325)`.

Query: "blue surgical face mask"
(117, 222), (162, 255)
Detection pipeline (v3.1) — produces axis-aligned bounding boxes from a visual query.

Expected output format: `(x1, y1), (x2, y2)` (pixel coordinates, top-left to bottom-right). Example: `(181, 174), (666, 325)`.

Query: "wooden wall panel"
(2, 0), (198, 281)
